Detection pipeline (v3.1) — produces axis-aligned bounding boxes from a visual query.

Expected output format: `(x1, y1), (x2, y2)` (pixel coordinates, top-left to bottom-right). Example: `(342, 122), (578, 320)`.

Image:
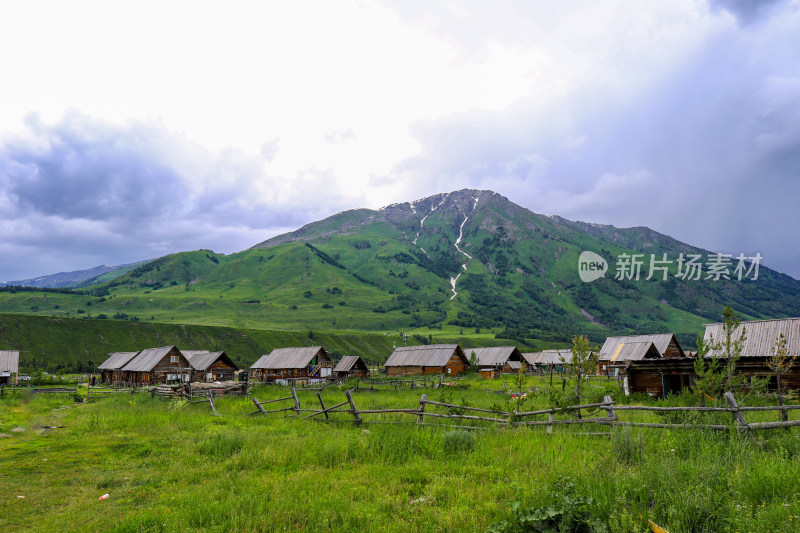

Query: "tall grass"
(1, 377), (799, 532)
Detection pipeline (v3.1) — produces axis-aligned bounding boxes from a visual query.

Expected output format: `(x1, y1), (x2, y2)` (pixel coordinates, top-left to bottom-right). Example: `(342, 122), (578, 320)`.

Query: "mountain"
(0, 262), (146, 289)
(1, 189), (799, 350)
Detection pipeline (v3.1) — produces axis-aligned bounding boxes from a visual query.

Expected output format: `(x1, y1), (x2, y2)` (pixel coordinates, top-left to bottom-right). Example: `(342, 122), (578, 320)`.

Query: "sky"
(1, 0), (799, 281)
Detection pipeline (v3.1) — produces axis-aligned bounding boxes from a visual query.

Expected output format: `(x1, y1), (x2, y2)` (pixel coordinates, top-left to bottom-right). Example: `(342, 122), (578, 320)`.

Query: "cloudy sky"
(1, 0), (799, 281)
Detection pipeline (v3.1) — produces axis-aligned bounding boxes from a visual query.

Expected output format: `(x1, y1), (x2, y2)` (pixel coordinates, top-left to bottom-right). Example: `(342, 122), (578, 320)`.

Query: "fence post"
(251, 397), (267, 415)
(317, 392), (329, 420)
(344, 389), (362, 426)
(724, 392), (749, 431)
(777, 393), (789, 430)
(546, 412), (554, 435)
(291, 387), (301, 416)
(207, 391), (217, 416)
(417, 394), (427, 424)
(603, 395), (617, 429)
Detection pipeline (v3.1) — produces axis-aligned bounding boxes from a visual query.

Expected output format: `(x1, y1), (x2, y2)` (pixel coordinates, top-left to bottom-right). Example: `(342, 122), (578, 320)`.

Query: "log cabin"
(98, 351), (140, 384)
(704, 316), (800, 392)
(184, 351), (238, 382)
(466, 346), (523, 378)
(522, 349), (571, 371)
(0, 350), (19, 386)
(333, 355), (370, 379)
(597, 333), (685, 375)
(384, 344), (469, 377)
(119, 346), (192, 386)
(616, 317), (800, 398)
(250, 346), (334, 383)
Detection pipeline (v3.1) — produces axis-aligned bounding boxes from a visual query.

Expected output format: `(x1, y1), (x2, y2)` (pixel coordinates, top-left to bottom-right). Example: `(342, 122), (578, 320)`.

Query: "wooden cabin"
(250, 346), (334, 383)
(384, 344), (469, 377)
(98, 351), (140, 384)
(522, 349), (571, 371)
(597, 333), (684, 375)
(119, 346), (192, 385)
(333, 355), (370, 379)
(467, 346), (523, 378)
(616, 357), (697, 397)
(0, 350), (20, 386)
(616, 317), (800, 398)
(704, 316), (800, 392)
(184, 351), (238, 382)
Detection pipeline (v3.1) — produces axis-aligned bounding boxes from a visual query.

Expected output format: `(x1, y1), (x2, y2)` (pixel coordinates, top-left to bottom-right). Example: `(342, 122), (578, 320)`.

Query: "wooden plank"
(724, 392), (749, 430)
(603, 395), (617, 428)
(747, 420), (800, 430)
(291, 387), (301, 415)
(317, 393), (329, 420)
(303, 400), (349, 419)
(421, 400), (510, 415)
(208, 392), (217, 415)
(344, 389), (362, 426)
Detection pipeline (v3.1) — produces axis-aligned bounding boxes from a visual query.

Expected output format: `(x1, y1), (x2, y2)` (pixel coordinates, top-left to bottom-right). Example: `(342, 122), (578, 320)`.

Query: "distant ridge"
(0, 261), (148, 289)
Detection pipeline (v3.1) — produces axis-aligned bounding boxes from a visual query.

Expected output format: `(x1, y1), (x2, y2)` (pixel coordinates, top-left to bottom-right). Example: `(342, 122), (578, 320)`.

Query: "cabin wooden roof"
(599, 334), (683, 360)
(0, 350), (20, 373)
(250, 346), (329, 370)
(121, 346), (184, 372)
(98, 351), (140, 370)
(467, 346), (522, 367)
(522, 349), (572, 365)
(334, 355), (368, 373)
(384, 344), (465, 367)
(605, 341), (661, 364)
(185, 351), (238, 371)
(704, 317), (800, 358)
(181, 350), (210, 360)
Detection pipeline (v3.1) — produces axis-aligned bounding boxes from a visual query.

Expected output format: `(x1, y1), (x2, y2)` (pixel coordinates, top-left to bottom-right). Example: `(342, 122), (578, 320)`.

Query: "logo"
(578, 251), (608, 283)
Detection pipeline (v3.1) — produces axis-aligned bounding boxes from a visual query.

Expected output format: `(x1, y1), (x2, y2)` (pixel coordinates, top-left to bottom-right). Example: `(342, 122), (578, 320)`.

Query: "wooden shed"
(250, 346), (333, 383)
(184, 351), (239, 382)
(704, 316), (800, 392)
(120, 346), (192, 386)
(0, 350), (20, 386)
(384, 344), (469, 377)
(597, 333), (685, 375)
(616, 317), (800, 397)
(98, 351), (140, 384)
(614, 357), (696, 397)
(522, 349), (571, 371)
(333, 355), (370, 378)
(466, 346), (523, 378)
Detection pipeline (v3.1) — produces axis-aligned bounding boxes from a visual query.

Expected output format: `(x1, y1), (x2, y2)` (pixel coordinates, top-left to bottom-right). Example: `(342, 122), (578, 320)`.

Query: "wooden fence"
(0, 385), (78, 397)
(243, 389), (800, 433)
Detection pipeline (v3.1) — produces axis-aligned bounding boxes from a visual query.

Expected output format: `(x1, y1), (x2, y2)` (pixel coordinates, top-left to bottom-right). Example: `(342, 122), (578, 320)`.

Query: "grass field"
(2, 376), (800, 532)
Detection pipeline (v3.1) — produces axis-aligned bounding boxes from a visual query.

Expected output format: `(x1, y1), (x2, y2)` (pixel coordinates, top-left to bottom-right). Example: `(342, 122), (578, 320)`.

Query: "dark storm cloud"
(0, 113), (354, 281)
(1, 113), (189, 224)
(709, 0), (789, 24)
(386, 5), (800, 278)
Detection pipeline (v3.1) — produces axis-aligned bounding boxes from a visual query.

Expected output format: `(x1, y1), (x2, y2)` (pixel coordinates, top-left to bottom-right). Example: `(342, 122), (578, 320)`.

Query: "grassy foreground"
(2, 377), (800, 532)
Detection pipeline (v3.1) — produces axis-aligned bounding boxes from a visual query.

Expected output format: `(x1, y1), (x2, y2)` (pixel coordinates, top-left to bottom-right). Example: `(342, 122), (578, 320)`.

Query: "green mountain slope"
(1, 189), (798, 351)
(0, 313), (523, 373)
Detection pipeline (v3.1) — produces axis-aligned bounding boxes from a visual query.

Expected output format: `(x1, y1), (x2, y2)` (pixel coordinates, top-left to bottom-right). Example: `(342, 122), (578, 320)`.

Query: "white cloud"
(1, 1), (799, 278)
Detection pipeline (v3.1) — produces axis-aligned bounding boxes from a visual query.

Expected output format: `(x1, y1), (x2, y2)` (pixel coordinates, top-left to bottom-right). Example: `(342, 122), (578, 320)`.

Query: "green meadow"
(2, 376), (799, 532)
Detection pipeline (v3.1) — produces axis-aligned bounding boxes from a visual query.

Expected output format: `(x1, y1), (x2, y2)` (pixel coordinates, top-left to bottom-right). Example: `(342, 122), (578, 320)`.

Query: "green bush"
(611, 427), (643, 466)
(442, 430), (476, 453)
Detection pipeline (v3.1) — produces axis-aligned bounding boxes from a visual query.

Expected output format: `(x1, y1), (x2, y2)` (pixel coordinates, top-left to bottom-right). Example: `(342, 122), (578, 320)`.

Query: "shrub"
(611, 427), (644, 466)
(442, 430), (476, 453)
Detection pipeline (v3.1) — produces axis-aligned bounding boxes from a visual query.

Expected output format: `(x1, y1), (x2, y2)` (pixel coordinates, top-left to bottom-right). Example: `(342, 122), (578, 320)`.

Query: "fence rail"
(234, 388), (800, 434)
